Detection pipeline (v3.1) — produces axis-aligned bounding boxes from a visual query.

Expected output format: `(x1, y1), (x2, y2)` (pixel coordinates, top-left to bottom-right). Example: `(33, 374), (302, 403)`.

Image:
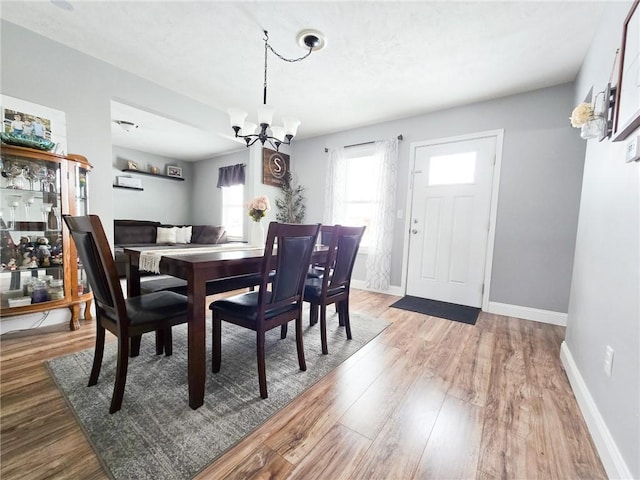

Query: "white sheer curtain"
(365, 139), (398, 290)
(324, 147), (347, 226)
(324, 139), (398, 291)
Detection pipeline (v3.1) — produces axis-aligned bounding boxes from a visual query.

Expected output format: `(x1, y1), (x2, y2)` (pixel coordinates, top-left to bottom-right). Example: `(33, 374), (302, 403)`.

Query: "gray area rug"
(47, 310), (390, 480)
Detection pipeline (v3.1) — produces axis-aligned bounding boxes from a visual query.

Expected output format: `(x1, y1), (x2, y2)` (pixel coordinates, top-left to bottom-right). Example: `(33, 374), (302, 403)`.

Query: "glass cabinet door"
(73, 163), (90, 296)
(0, 152), (64, 308)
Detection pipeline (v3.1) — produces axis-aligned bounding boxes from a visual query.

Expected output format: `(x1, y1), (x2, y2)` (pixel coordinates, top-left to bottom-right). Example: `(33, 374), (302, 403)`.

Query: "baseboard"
(486, 301), (567, 326)
(351, 280), (403, 297)
(0, 309), (69, 336)
(560, 341), (633, 480)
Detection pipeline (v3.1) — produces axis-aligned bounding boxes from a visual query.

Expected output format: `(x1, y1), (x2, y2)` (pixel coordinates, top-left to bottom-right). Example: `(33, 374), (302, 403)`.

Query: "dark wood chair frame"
(63, 215), (188, 413)
(303, 225), (366, 354)
(209, 222), (321, 399)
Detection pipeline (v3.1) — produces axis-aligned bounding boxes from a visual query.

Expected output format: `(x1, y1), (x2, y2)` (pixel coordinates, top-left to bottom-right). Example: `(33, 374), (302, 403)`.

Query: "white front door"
(406, 135), (496, 307)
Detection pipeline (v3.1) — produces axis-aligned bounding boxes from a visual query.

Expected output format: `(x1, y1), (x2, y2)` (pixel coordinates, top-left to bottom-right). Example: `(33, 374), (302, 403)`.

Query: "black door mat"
(390, 296), (480, 325)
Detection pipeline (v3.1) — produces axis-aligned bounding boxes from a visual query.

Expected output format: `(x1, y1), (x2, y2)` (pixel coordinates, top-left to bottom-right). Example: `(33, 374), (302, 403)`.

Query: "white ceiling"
(1, 1), (606, 160)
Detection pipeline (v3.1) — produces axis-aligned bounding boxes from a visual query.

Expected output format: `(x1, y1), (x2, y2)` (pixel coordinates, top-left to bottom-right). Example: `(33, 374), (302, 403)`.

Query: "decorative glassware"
(36, 166), (49, 191)
(24, 196), (35, 217)
(41, 203), (52, 225)
(9, 200), (19, 228)
(49, 206), (61, 231)
(23, 164), (38, 190)
(2, 164), (23, 189)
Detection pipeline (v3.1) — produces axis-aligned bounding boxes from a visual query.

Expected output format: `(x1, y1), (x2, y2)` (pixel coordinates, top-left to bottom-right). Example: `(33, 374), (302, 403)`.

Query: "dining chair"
(307, 225), (336, 279)
(209, 222), (321, 399)
(303, 225), (366, 354)
(63, 214), (189, 413)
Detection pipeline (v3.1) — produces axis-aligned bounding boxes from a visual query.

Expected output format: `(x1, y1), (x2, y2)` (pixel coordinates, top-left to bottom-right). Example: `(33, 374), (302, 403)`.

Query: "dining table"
(124, 243), (328, 409)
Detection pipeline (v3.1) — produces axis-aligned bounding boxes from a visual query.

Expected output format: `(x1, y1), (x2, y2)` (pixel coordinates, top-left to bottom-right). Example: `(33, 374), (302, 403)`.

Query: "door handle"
(412, 229), (418, 234)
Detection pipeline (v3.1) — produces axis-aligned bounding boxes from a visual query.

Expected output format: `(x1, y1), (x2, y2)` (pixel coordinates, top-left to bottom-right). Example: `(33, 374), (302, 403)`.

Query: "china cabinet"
(0, 144), (93, 330)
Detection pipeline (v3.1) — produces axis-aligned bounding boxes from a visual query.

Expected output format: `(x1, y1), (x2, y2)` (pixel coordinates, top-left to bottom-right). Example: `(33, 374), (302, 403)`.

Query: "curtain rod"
(324, 134), (403, 153)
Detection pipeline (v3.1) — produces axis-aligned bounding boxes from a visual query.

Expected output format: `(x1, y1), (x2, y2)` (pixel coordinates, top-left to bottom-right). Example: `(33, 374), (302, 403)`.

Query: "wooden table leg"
(188, 271), (206, 410)
(125, 256), (141, 298)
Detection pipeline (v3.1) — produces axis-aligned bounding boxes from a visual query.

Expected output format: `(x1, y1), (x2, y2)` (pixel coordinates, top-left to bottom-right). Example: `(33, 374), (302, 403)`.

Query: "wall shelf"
(113, 184), (144, 191)
(121, 168), (185, 181)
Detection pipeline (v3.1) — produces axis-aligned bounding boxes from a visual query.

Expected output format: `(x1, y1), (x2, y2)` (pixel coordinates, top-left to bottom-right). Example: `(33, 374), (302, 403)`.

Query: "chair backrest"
(323, 225), (366, 293)
(314, 225), (336, 268)
(319, 225), (335, 247)
(259, 222), (321, 314)
(63, 215), (127, 326)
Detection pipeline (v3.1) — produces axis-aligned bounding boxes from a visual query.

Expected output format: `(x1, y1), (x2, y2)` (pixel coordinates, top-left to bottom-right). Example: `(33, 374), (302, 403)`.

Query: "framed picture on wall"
(262, 148), (290, 187)
(613, 0), (640, 141)
(167, 165), (183, 178)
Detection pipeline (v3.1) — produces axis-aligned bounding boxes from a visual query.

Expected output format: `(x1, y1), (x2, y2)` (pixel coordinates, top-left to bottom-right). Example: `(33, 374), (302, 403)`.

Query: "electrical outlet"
(603, 345), (614, 377)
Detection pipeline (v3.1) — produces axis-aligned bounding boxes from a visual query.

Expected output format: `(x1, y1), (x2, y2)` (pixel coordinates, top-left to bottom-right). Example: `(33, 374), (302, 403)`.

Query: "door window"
(428, 152), (476, 186)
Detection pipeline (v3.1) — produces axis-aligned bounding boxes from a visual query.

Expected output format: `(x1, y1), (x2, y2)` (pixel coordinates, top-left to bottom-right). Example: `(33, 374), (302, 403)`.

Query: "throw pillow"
(175, 226), (192, 244)
(156, 226), (177, 244)
(192, 225), (225, 244)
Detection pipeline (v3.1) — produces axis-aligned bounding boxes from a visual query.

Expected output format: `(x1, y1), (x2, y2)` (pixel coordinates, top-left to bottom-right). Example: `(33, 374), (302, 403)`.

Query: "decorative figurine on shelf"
(2, 258), (17, 271)
(17, 236), (33, 259)
(21, 249), (38, 268)
(36, 237), (52, 267)
(50, 236), (63, 265)
(1, 226), (18, 264)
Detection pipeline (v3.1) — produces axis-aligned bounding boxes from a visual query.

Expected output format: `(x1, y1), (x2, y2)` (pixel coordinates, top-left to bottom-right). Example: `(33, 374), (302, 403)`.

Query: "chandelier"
(228, 29), (325, 151)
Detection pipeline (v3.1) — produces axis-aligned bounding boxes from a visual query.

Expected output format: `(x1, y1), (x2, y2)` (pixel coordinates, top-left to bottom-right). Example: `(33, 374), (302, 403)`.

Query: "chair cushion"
(303, 278), (346, 303)
(306, 267), (325, 279)
(105, 291), (188, 326)
(210, 291), (297, 322)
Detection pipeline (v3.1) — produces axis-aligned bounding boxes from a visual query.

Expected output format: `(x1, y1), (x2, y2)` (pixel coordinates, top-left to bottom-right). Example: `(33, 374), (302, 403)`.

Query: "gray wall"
(112, 146), (192, 224)
(191, 149), (249, 226)
(1, 20), (233, 243)
(566, 1), (639, 477)
(191, 146), (289, 241)
(291, 83), (586, 313)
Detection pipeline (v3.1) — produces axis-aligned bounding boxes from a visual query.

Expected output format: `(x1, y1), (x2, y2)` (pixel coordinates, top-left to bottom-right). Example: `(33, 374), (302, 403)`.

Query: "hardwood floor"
(0, 290), (606, 479)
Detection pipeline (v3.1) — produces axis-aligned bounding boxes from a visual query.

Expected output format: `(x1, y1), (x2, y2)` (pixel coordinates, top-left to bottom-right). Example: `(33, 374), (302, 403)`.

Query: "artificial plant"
(275, 172), (306, 223)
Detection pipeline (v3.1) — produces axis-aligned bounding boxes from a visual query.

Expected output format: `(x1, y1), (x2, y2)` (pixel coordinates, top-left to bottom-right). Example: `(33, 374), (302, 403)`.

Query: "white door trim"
(400, 129), (504, 311)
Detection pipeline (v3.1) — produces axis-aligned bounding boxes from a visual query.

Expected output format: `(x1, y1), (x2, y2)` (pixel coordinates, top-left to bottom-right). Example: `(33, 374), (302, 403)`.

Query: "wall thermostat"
(625, 135), (640, 163)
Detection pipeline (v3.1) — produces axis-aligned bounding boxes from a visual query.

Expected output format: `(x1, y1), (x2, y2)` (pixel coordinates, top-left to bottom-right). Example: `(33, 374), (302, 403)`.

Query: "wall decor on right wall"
(613, 0), (640, 141)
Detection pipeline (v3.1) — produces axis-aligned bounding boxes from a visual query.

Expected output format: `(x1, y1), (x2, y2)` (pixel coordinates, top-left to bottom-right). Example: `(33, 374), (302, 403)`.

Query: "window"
(326, 139), (398, 291)
(339, 148), (380, 248)
(221, 184), (243, 239)
(428, 152), (476, 185)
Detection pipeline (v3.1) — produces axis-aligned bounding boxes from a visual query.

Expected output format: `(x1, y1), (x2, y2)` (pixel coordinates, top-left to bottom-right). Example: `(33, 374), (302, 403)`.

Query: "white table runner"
(139, 245), (263, 273)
